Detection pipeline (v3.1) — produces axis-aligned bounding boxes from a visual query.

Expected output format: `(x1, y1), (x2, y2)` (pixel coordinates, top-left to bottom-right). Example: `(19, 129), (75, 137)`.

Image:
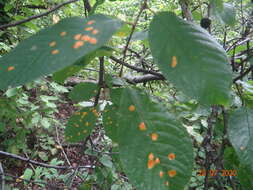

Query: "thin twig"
(233, 65), (253, 83)
(0, 162), (4, 190)
(0, 0), (79, 30)
(55, 124), (72, 167)
(0, 150), (94, 169)
(119, 0), (148, 76)
(110, 56), (164, 78)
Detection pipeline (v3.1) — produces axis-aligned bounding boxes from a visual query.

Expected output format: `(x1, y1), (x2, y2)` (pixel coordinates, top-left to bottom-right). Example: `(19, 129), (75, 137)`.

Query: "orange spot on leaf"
(151, 133), (158, 141)
(147, 159), (155, 169)
(168, 170), (177, 177)
(155, 158), (160, 164)
(74, 34), (82, 40)
(128, 105), (135, 112)
(49, 41), (56, 47)
(171, 56), (177, 68)
(87, 20), (95, 25)
(139, 122), (146, 131)
(72, 41), (84, 49)
(168, 153), (176, 160)
(7, 66), (15, 71)
(148, 153), (154, 160)
(85, 27), (93, 31)
(92, 29), (99, 35)
(89, 37), (97, 44)
(159, 171), (164, 178)
(60, 31), (67, 36)
(51, 49), (59, 55)
(81, 35), (91, 41)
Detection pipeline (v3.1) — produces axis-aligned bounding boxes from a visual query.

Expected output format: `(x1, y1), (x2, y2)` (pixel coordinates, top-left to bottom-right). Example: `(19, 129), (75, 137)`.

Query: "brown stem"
(0, 0), (79, 30)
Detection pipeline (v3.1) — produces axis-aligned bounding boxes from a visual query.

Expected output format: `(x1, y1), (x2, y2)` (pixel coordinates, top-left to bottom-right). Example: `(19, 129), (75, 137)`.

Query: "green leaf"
(131, 29), (148, 41)
(149, 12), (232, 106)
(228, 108), (253, 172)
(211, 3), (236, 26)
(237, 164), (253, 189)
(65, 107), (99, 142)
(114, 24), (132, 37)
(99, 154), (113, 168)
(0, 14), (122, 90)
(0, 122), (4, 132)
(38, 151), (48, 161)
(23, 168), (33, 181)
(69, 82), (99, 102)
(104, 88), (193, 190)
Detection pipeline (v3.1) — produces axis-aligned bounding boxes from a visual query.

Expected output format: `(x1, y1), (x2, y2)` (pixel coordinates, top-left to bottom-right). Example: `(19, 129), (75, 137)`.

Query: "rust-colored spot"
(159, 171), (164, 178)
(49, 41), (56, 47)
(81, 35), (91, 41)
(147, 159), (155, 169)
(76, 112), (80, 115)
(82, 112), (88, 116)
(92, 29), (99, 35)
(72, 41), (84, 49)
(168, 170), (177, 177)
(60, 31), (67, 36)
(51, 49), (59, 55)
(87, 20), (95, 25)
(165, 181), (169, 186)
(155, 158), (160, 164)
(85, 27), (93, 31)
(74, 34), (82, 40)
(7, 66), (15, 71)
(148, 153), (154, 160)
(85, 122), (89, 126)
(89, 37), (97, 44)
(139, 122), (146, 131)
(171, 56), (177, 68)
(128, 105), (135, 112)
(168, 153), (176, 160)
(151, 133), (158, 141)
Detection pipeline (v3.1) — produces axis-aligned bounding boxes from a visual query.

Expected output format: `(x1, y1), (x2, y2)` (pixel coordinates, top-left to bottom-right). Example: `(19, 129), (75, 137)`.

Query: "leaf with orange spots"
(69, 82), (99, 102)
(149, 12), (232, 106)
(104, 87), (193, 190)
(64, 107), (98, 142)
(0, 15), (122, 90)
(52, 46), (113, 84)
(103, 104), (120, 143)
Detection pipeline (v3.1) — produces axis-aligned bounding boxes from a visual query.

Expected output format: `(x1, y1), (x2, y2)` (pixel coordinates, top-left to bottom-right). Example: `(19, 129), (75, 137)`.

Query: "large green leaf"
(103, 88), (193, 190)
(149, 12), (232, 106)
(69, 82), (99, 102)
(65, 107), (99, 142)
(0, 14), (122, 90)
(228, 108), (253, 172)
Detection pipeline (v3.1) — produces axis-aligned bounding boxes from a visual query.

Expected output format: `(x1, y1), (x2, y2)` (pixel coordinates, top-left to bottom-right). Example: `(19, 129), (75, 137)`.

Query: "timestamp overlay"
(197, 169), (237, 177)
